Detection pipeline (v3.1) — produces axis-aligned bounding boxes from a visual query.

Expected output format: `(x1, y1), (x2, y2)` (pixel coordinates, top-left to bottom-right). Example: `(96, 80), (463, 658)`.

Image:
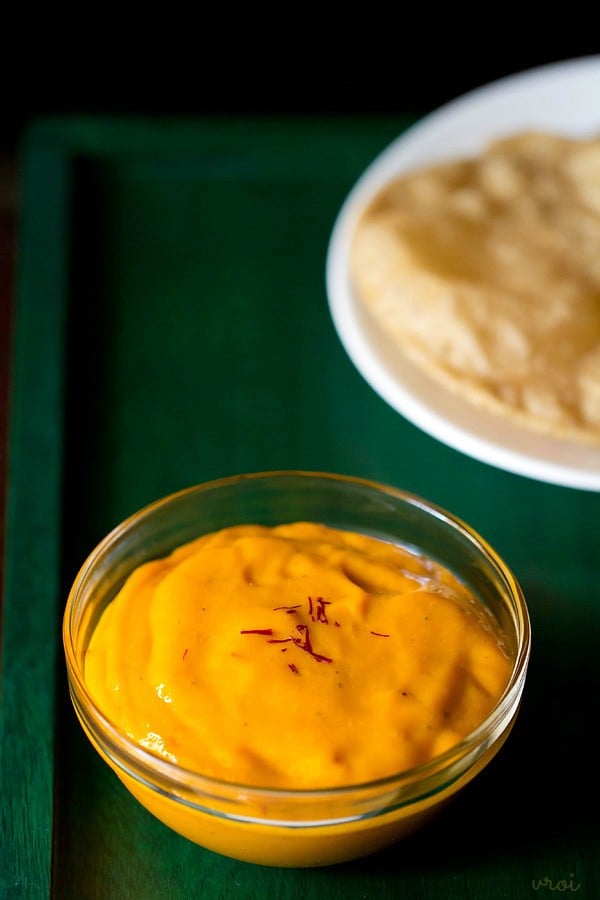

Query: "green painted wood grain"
(0, 132), (70, 898)
(2, 116), (599, 899)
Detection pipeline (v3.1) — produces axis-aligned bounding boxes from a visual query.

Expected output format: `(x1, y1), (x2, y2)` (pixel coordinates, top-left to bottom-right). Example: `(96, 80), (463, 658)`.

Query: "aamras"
(84, 521), (511, 790)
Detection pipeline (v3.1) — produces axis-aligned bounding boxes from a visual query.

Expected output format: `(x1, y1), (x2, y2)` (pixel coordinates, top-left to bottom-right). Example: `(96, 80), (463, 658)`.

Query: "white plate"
(326, 56), (600, 492)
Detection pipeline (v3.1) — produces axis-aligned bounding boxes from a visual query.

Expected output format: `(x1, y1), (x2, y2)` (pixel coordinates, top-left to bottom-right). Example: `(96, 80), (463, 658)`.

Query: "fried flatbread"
(350, 132), (600, 444)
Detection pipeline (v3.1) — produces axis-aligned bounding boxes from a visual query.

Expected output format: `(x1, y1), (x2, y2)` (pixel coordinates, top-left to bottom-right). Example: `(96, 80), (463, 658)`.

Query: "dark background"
(3, 14), (600, 156)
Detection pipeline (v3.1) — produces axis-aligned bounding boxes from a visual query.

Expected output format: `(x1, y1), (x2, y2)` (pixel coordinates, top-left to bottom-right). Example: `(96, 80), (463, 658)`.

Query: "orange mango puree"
(84, 522), (511, 789)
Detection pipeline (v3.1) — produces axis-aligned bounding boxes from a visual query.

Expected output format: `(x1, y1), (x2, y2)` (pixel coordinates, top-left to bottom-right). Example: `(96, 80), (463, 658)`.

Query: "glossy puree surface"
(84, 522), (512, 789)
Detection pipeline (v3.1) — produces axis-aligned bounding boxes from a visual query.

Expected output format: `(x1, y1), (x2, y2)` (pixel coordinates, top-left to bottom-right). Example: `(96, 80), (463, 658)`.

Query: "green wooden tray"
(2, 116), (599, 899)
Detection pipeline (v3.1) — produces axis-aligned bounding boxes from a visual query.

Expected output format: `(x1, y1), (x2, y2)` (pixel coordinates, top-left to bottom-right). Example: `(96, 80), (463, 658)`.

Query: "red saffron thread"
(292, 624), (332, 663)
(288, 663), (300, 674)
(308, 595), (331, 623)
(182, 648), (188, 660)
(273, 605), (301, 613)
(371, 631), (390, 637)
(240, 605), (336, 666)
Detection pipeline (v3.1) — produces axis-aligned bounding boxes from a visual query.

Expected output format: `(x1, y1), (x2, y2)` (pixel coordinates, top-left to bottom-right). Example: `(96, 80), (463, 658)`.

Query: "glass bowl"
(62, 470), (531, 867)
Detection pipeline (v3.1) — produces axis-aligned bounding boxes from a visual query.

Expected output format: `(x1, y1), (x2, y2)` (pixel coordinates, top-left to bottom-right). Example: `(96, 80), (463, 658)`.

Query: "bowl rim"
(63, 469), (531, 807)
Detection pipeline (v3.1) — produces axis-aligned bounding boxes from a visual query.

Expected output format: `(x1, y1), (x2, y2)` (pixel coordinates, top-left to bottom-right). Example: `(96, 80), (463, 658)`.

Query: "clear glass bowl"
(63, 470), (531, 867)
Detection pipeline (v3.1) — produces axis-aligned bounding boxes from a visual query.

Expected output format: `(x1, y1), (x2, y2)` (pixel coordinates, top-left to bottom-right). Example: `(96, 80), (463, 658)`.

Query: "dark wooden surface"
(0, 168), (15, 640)
(4, 30), (598, 156)
(1, 116), (598, 899)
